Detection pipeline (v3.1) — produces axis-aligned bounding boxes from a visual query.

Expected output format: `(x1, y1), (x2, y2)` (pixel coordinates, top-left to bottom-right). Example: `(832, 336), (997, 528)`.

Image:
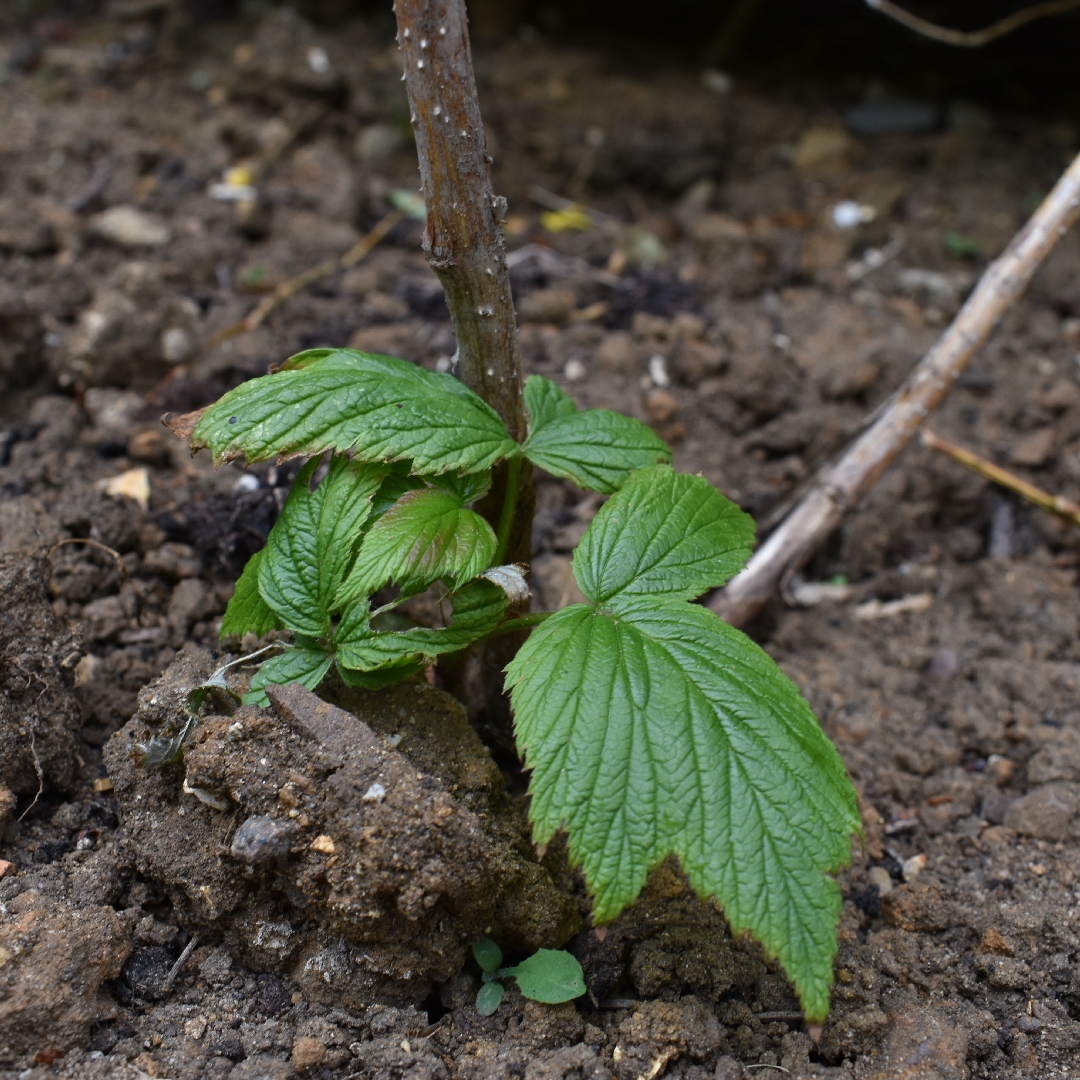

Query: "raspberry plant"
(168, 347), (860, 1020)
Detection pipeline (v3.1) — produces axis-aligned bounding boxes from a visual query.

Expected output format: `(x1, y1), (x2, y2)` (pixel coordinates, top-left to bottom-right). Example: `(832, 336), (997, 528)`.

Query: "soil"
(3, 5), (1080, 1079)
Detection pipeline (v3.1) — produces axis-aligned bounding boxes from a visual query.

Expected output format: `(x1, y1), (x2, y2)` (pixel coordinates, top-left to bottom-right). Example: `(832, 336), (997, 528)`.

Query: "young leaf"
(501, 950), (586, 1004)
(220, 549), (283, 640)
(475, 981), (504, 1016)
(472, 936), (503, 974)
(244, 646), (333, 707)
(505, 468), (860, 1022)
(521, 375), (671, 493)
(336, 656), (426, 688)
(258, 455), (386, 636)
(170, 349), (519, 475)
(524, 374), (577, 430)
(573, 465), (754, 605)
(334, 579), (508, 673)
(335, 488), (497, 608)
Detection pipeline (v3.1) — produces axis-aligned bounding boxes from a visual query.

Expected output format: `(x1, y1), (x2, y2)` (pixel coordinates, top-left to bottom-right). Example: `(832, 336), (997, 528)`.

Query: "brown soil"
(2, 6), (1080, 1080)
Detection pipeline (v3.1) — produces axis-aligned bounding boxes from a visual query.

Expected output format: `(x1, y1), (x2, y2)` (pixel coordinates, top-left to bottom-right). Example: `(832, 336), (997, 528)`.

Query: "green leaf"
(472, 936), (503, 973)
(185, 349), (518, 475)
(258, 455), (386, 637)
(573, 465), (754, 606)
(501, 950), (586, 1004)
(475, 981), (504, 1016)
(220, 550), (283, 640)
(334, 579), (508, 674)
(243, 646), (333, 707)
(336, 488), (497, 608)
(524, 375), (577, 431)
(336, 657), (425, 688)
(505, 467), (860, 1021)
(521, 375), (671, 493)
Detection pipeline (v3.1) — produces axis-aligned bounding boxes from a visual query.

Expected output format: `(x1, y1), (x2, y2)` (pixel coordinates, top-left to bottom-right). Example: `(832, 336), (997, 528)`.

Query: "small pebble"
(867, 865), (894, 896)
(292, 1036), (325, 1071)
(230, 815), (297, 865)
(902, 853), (927, 882)
(89, 205), (172, 248)
(986, 755), (1014, 787)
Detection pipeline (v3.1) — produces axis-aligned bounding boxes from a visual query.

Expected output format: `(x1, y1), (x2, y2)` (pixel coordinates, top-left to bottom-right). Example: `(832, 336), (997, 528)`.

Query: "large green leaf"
(521, 375), (671, 493)
(220, 550), (282, 640)
(179, 349), (518, 474)
(258, 455), (386, 637)
(574, 465), (754, 605)
(334, 579), (507, 673)
(505, 468), (859, 1022)
(335, 487), (497, 608)
(244, 646), (333, 707)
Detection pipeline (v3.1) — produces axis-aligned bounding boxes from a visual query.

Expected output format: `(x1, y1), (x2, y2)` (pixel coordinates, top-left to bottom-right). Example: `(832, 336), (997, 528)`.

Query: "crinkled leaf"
(433, 469), (493, 505)
(243, 647), (333, 707)
(505, 467), (859, 1021)
(524, 375), (577, 432)
(574, 465), (754, 606)
(334, 579), (508, 673)
(180, 349), (518, 474)
(258, 455), (386, 636)
(501, 950), (586, 1004)
(475, 981), (504, 1016)
(522, 375), (671, 493)
(472, 937), (503, 973)
(335, 656), (425, 688)
(335, 488), (497, 608)
(220, 550), (283, 640)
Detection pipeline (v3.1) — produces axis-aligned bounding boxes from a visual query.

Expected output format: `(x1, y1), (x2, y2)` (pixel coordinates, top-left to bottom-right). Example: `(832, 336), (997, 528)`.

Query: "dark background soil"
(2, 1), (1080, 1078)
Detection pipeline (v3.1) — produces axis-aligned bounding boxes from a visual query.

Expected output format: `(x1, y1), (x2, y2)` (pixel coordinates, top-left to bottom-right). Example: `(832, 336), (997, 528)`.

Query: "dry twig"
(710, 150), (1080, 628)
(921, 428), (1080, 527)
(865, 0), (1080, 47)
(18, 729), (44, 823)
(161, 935), (199, 996)
(209, 209), (404, 346)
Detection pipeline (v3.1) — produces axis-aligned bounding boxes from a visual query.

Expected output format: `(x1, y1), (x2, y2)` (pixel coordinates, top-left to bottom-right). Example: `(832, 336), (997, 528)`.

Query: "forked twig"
(920, 428), (1080, 527)
(710, 150), (1080, 628)
(865, 0), (1080, 46)
(209, 209), (403, 346)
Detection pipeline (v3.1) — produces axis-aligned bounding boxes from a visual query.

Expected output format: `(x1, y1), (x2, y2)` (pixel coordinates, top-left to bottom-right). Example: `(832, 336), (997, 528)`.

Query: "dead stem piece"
(921, 428), (1080, 527)
(47, 537), (122, 562)
(711, 150), (1080, 629)
(18, 729), (44, 823)
(209, 209), (403, 346)
(865, 0), (1080, 47)
(161, 935), (199, 995)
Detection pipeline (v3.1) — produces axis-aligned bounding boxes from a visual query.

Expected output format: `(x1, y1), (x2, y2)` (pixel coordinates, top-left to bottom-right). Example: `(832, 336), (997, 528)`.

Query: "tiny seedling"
(166, 348), (860, 1020)
(471, 937), (586, 1016)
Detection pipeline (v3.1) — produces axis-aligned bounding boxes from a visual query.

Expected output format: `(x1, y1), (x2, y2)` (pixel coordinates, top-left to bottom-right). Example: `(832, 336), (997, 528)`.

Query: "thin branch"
(921, 428), (1080, 527)
(209, 209), (403, 346)
(18, 729), (44, 823)
(161, 935), (199, 996)
(710, 149), (1080, 628)
(493, 454), (522, 565)
(47, 537), (121, 563)
(865, 0), (1080, 46)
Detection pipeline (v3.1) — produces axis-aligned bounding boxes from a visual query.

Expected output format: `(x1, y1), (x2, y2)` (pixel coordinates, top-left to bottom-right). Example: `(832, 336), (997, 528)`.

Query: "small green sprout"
(471, 937), (586, 1016)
